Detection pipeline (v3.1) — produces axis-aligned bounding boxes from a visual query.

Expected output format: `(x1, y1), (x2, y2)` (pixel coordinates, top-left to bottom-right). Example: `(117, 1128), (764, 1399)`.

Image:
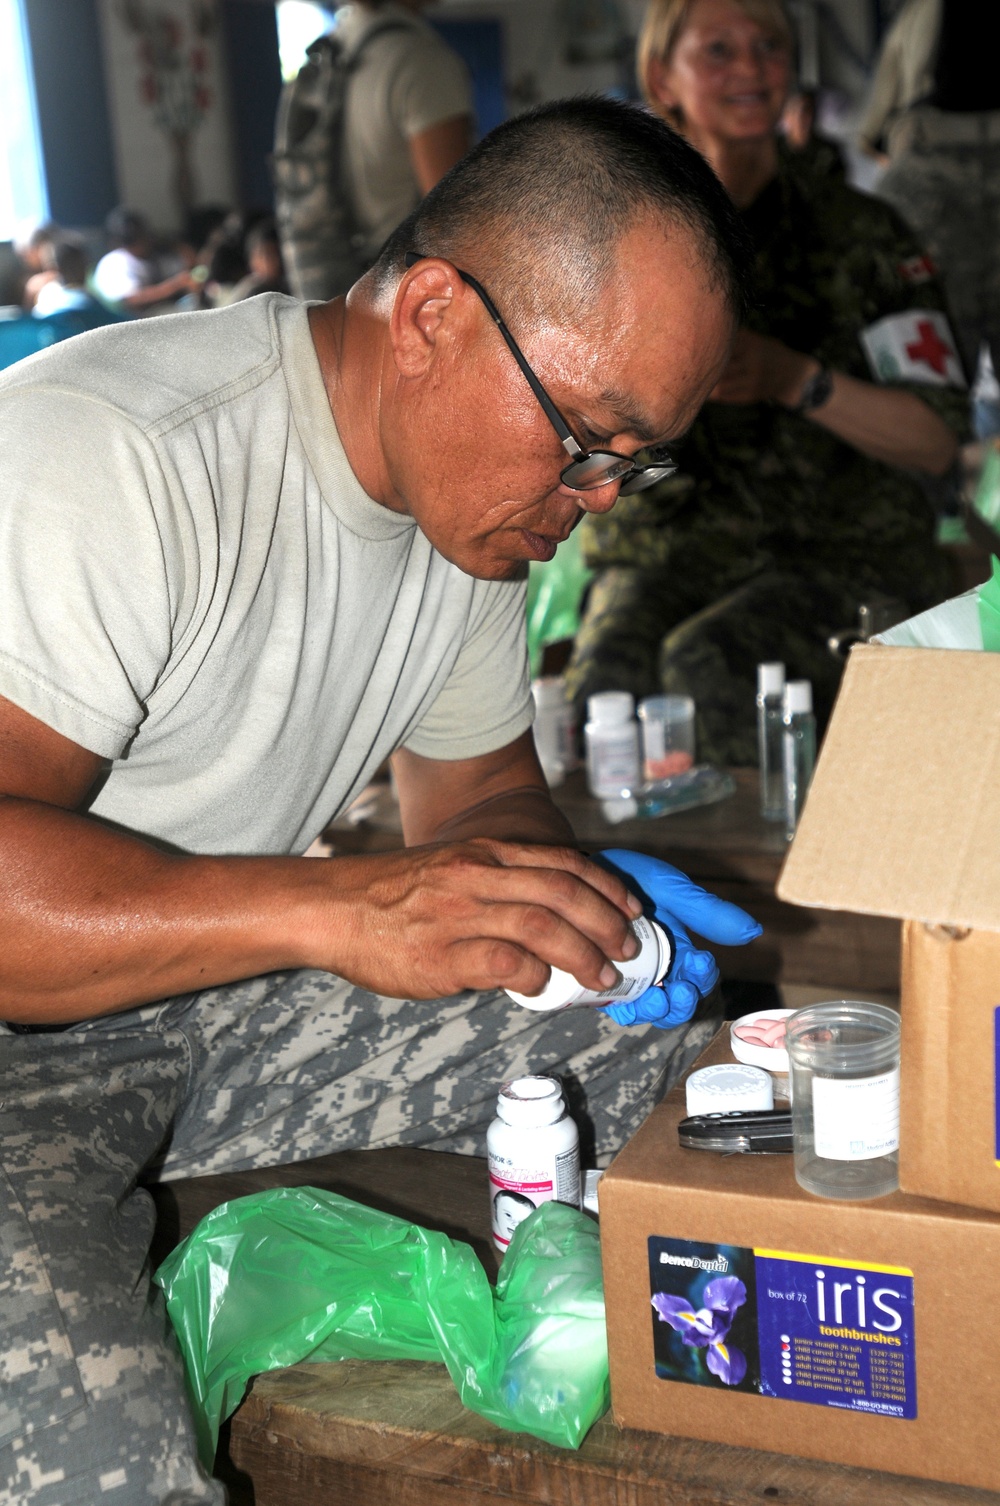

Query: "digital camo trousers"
(0, 970), (717, 1505)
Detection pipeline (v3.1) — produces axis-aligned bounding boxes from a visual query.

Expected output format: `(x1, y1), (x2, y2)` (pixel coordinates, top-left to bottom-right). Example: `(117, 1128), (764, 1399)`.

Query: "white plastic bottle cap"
(532, 677), (568, 710)
(586, 691), (635, 726)
(600, 794), (638, 823)
(782, 679), (812, 715)
(496, 1075), (566, 1128)
(685, 1063), (774, 1116)
(757, 662), (785, 696)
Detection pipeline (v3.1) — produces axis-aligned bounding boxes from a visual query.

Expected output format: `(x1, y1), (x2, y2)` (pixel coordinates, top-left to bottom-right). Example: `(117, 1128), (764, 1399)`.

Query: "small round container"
(729, 1008), (796, 1100)
(505, 915), (671, 1011)
(685, 1063), (774, 1117)
(786, 1001), (900, 1201)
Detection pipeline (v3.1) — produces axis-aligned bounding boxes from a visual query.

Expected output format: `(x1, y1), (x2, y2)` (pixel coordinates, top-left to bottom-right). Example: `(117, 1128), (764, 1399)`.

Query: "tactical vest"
(272, 21), (407, 302)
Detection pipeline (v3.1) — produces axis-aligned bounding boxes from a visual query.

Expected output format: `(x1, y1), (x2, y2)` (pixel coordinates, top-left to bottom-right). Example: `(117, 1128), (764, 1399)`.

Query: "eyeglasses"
(404, 252), (677, 496)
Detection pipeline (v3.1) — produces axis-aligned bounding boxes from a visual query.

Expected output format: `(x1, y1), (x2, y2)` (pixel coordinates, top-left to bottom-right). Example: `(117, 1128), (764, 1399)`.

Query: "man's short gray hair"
(374, 96), (752, 329)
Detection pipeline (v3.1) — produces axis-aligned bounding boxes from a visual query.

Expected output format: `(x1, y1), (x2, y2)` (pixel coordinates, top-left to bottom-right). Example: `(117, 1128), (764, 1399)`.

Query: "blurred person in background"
(93, 207), (198, 315)
(230, 218), (289, 301)
(859, 0), (1000, 393)
(31, 238), (97, 318)
(564, 0), (968, 765)
(274, 0), (473, 300)
(14, 221), (60, 310)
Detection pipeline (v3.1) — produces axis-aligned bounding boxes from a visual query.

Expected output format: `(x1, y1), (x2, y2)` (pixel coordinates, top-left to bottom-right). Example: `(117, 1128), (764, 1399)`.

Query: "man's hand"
(709, 329), (817, 407)
(304, 838), (643, 1000)
(594, 850), (762, 1029)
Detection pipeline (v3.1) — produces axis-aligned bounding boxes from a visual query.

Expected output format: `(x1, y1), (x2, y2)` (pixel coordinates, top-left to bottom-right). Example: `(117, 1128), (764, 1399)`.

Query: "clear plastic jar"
(637, 694), (695, 782)
(786, 1001), (900, 1201)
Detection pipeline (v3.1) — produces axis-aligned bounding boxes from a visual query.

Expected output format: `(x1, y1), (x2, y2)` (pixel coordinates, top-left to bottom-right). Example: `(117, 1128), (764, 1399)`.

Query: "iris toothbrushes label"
(648, 1237), (916, 1419)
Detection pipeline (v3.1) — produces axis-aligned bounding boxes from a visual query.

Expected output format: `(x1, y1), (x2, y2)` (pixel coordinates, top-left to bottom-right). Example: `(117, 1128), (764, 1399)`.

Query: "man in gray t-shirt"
(0, 101), (757, 1504)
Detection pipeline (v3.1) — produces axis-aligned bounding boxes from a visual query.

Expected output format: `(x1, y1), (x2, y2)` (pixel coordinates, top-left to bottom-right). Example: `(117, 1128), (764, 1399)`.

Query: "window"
(0, 0), (48, 241)
(275, 1), (337, 82)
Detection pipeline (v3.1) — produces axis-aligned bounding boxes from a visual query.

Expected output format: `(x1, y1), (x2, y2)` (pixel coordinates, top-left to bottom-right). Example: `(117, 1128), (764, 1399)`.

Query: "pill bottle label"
(554, 1144), (581, 1202)
(812, 1068), (900, 1161)
(593, 740), (638, 786)
(488, 1144), (581, 1249)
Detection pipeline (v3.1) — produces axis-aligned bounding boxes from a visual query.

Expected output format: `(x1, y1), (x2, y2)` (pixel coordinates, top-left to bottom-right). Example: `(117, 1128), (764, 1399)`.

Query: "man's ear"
(389, 259), (467, 378)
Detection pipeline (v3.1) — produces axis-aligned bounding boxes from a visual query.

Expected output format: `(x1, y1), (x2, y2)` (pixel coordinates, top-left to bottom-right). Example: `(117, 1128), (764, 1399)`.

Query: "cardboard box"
(601, 1031), (1000, 1491)
(776, 642), (1000, 1213)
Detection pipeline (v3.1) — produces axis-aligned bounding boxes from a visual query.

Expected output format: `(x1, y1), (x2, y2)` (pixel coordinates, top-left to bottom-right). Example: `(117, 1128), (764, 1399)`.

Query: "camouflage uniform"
(876, 107), (1000, 378)
(565, 152), (969, 766)
(0, 970), (716, 1504)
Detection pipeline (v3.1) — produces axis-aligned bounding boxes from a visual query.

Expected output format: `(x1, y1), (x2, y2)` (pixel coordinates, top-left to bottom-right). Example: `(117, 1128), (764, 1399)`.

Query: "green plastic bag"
(154, 1189), (608, 1464)
(526, 530), (593, 675)
(973, 442), (1000, 533)
(978, 555), (1000, 652)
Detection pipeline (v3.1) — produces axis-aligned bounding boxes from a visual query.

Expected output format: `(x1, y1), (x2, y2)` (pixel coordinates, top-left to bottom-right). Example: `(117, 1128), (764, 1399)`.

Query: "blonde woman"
(566, 0), (968, 765)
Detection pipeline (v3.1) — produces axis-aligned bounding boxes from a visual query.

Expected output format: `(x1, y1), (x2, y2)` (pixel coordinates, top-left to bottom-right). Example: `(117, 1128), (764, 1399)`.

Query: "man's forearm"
(425, 784), (577, 847)
(0, 797), (328, 1023)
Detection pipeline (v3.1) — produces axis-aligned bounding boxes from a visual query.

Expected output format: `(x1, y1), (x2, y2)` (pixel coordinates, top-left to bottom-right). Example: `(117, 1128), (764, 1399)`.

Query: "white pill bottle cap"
(757, 662), (785, 695)
(783, 679), (812, 715)
(586, 691), (635, 726)
(495, 1075), (566, 1127)
(685, 1063), (774, 1116)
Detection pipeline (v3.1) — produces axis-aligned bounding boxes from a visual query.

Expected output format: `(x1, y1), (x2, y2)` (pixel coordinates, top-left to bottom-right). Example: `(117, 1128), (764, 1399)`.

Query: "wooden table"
(230, 1361), (1000, 1506)
(323, 768), (901, 995)
(191, 1148), (999, 1506)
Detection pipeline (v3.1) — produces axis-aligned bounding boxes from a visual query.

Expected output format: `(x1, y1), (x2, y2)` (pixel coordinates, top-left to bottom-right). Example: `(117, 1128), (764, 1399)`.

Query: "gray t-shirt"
(0, 295), (531, 856)
(337, 3), (473, 260)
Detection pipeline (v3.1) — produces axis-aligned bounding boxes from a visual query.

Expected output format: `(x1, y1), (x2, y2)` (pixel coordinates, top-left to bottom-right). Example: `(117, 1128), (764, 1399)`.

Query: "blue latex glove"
(595, 849), (762, 1029)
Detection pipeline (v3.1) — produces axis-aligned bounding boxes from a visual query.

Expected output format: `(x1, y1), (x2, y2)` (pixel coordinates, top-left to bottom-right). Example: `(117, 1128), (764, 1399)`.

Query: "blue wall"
(23, 0), (117, 228)
(429, 18), (506, 139)
(221, 0), (283, 210)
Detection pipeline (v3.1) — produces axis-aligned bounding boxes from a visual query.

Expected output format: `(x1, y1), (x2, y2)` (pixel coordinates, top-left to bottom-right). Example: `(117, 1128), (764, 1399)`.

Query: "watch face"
(798, 366), (833, 413)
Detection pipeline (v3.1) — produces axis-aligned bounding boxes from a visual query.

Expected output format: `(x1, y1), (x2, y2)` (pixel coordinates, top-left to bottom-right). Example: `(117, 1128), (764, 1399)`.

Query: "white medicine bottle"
(505, 915), (672, 1011)
(531, 677), (576, 786)
(487, 1076), (581, 1252)
(585, 691), (640, 799)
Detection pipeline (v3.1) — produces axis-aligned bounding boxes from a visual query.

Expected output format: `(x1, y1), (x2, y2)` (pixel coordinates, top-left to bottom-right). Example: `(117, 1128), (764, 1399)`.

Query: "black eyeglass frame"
(404, 252), (676, 496)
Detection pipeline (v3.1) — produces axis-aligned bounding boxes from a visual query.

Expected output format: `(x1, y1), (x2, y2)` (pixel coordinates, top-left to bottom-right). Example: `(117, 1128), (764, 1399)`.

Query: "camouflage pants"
(0, 970), (715, 1505)
(878, 107), (1000, 378)
(565, 566), (874, 766)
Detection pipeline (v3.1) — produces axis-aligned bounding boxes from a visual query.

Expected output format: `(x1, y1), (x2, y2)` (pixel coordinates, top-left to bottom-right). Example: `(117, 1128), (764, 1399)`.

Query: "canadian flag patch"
(860, 310), (966, 388)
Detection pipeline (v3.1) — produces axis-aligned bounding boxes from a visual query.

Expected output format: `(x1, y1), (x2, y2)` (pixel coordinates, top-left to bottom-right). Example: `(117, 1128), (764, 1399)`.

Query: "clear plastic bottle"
(786, 1001), (900, 1201)
(782, 679), (816, 840)
(505, 915), (671, 1011)
(584, 691), (640, 799)
(756, 662), (785, 821)
(487, 1076), (581, 1252)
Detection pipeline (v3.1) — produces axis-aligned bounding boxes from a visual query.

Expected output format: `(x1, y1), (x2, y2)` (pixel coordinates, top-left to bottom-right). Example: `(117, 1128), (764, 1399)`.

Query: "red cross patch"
(860, 310), (965, 388)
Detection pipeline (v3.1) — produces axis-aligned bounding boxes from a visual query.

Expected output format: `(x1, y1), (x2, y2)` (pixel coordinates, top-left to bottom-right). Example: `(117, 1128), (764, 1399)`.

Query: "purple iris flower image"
(651, 1275), (748, 1386)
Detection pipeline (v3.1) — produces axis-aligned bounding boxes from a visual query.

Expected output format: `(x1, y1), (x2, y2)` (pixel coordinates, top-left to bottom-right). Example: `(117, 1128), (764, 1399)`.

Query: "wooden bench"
(151, 1149), (999, 1506)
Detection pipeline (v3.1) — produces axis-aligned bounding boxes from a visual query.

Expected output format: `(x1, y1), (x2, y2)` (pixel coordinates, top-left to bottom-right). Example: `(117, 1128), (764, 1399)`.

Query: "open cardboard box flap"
(777, 642), (1000, 932)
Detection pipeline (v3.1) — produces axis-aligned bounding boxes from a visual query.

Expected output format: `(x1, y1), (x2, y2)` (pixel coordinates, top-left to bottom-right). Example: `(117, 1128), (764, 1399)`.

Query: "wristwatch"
(791, 363), (834, 414)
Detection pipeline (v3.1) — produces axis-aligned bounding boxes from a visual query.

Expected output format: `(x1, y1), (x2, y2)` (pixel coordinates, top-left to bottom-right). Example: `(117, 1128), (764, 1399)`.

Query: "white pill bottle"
(487, 1076), (581, 1253)
(505, 915), (672, 1011)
